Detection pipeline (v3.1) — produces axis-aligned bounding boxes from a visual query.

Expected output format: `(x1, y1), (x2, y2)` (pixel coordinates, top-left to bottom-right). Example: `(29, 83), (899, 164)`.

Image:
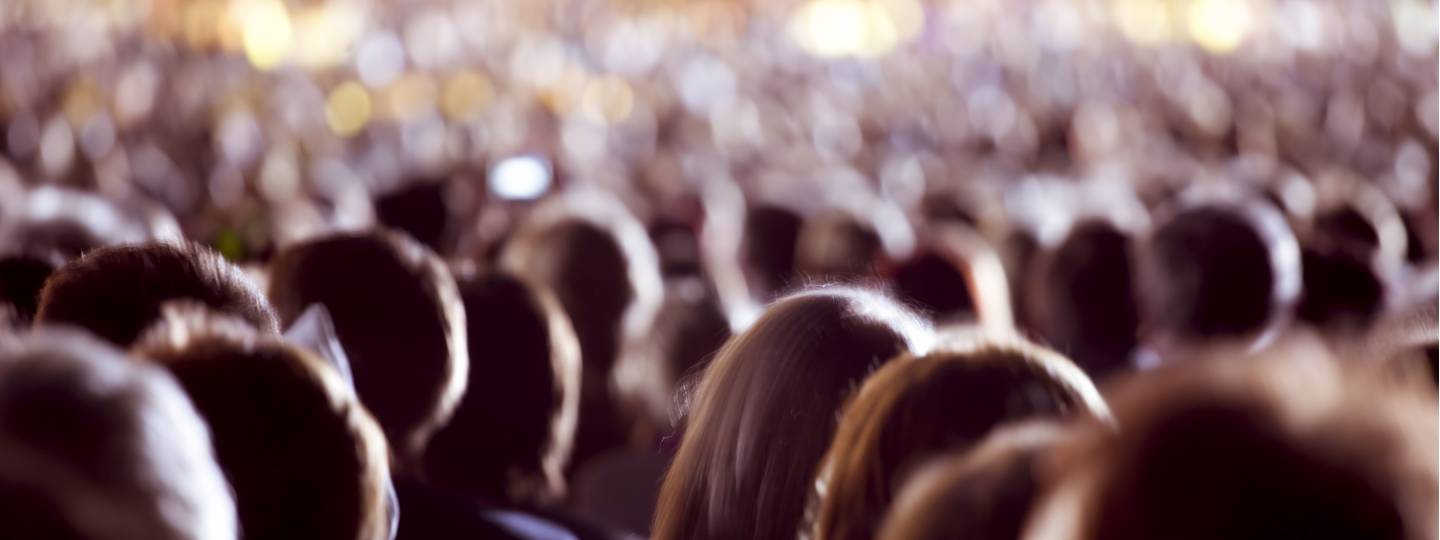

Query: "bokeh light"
(241, 0), (293, 70)
(325, 82), (372, 137)
(489, 155), (552, 200)
(1187, 0), (1254, 54)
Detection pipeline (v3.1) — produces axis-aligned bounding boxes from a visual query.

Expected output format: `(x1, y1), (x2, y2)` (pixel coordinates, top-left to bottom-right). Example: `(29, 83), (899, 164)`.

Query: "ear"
(283, 303), (357, 396)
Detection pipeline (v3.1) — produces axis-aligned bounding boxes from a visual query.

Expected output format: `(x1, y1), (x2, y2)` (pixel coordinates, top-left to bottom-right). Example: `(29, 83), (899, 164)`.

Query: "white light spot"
(489, 155), (552, 200)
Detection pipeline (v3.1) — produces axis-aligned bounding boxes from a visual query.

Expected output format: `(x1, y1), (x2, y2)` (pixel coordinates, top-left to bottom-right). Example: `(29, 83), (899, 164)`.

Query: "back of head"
(807, 332), (1109, 540)
(1024, 354), (1437, 540)
(613, 290), (732, 435)
(34, 242), (279, 346)
(653, 286), (932, 540)
(0, 328), (237, 540)
(0, 256), (55, 326)
(796, 211), (884, 282)
(135, 303), (391, 540)
(1138, 204), (1297, 345)
(878, 422), (1064, 540)
(525, 221), (633, 376)
(743, 206), (804, 300)
(423, 272), (580, 505)
(375, 182), (450, 256)
(267, 229), (467, 467)
(1038, 221), (1138, 378)
(891, 251), (974, 323)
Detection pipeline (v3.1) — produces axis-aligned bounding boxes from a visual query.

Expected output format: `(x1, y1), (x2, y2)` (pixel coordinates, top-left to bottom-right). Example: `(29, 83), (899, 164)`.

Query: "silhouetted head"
(423, 272), (580, 505)
(652, 286), (932, 540)
(805, 332), (1109, 540)
(1024, 354), (1437, 540)
(877, 422), (1065, 540)
(134, 302), (392, 540)
(0, 256), (55, 326)
(1298, 208), (1386, 331)
(891, 251), (974, 323)
(268, 229), (467, 468)
(375, 181), (450, 256)
(742, 206), (804, 300)
(796, 210), (885, 282)
(34, 242), (279, 346)
(613, 286), (732, 437)
(1034, 221), (1139, 379)
(1137, 203), (1300, 353)
(0, 328), (237, 540)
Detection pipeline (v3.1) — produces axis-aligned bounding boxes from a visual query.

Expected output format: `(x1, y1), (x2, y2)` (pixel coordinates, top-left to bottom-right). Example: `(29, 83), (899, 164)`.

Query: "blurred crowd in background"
(0, 0), (1436, 538)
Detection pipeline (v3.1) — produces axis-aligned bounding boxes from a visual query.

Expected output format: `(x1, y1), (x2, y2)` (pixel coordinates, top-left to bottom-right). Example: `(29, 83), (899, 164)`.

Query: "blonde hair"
(804, 331), (1109, 540)
(0, 327), (237, 540)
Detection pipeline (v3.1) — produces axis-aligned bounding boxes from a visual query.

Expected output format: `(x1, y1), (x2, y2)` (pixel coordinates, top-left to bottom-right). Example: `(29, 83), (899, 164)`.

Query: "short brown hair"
(1025, 353), (1437, 540)
(268, 229), (467, 467)
(135, 301), (391, 540)
(804, 331), (1110, 540)
(34, 241), (278, 346)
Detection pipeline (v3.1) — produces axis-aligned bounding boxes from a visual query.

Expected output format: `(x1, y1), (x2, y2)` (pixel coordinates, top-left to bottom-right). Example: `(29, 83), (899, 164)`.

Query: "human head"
(34, 242), (280, 346)
(134, 302), (392, 540)
(612, 288), (732, 439)
(0, 256), (55, 326)
(1023, 353), (1438, 540)
(268, 229), (467, 468)
(423, 271), (580, 505)
(877, 422), (1065, 540)
(742, 206), (803, 301)
(805, 331), (1109, 540)
(0, 328), (237, 540)
(1033, 221), (1139, 379)
(1136, 202), (1300, 354)
(795, 210), (885, 282)
(652, 286), (933, 540)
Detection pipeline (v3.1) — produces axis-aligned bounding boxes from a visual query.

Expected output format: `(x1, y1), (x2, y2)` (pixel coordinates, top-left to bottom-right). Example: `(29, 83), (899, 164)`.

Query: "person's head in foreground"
(1022, 352), (1438, 540)
(0, 328), (237, 540)
(1136, 202), (1300, 362)
(134, 301), (392, 540)
(267, 229), (467, 470)
(34, 241), (279, 347)
(804, 330), (1111, 540)
(423, 271), (580, 506)
(652, 286), (933, 540)
(876, 421), (1067, 540)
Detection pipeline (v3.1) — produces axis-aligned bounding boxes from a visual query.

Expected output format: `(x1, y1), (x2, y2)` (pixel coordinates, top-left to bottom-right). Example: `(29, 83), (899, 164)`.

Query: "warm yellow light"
(383, 73), (439, 122)
(1113, 0), (1173, 46)
(242, 0), (293, 69)
(61, 81), (101, 127)
(581, 77), (635, 125)
(325, 82), (372, 136)
(537, 65), (590, 115)
(876, 0), (924, 44)
(1187, 0), (1253, 54)
(441, 72), (496, 121)
(217, 0), (254, 52)
(791, 0), (914, 58)
(291, 3), (364, 70)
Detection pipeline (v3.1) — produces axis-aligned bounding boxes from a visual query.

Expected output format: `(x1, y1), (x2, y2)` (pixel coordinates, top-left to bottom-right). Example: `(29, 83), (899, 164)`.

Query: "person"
(34, 241), (280, 346)
(803, 331), (1110, 540)
(1022, 351), (1438, 540)
(423, 271), (581, 507)
(876, 422), (1066, 540)
(134, 301), (394, 540)
(0, 327), (237, 540)
(740, 206), (804, 301)
(267, 229), (467, 471)
(500, 188), (662, 476)
(1135, 201), (1301, 365)
(1029, 221), (1139, 379)
(0, 255), (53, 326)
(652, 286), (933, 540)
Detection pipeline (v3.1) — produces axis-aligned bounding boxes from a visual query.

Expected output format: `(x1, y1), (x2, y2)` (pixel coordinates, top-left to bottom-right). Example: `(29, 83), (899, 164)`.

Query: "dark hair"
(0, 256), (55, 326)
(1035, 221), (1138, 378)
(652, 287), (931, 540)
(613, 289), (732, 434)
(34, 241), (279, 346)
(796, 210), (885, 282)
(891, 251), (974, 323)
(268, 229), (467, 467)
(1027, 354), (1437, 540)
(805, 332), (1109, 540)
(742, 206), (804, 300)
(1138, 205), (1296, 342)
(375, 181), (450, 255)
(877, 423), (1064, 540)
(423, 272), (580, 505)
(0, 328), (237, 540)
(134, 303), (391, 540)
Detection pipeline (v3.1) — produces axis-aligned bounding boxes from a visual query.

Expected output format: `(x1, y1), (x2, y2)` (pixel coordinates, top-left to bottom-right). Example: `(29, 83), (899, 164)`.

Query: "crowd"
(0, 0), (1437, 538)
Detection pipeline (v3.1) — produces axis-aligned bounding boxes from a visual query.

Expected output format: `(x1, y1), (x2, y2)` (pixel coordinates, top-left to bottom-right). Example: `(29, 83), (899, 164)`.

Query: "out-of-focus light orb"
(791, 0), (872, 58)
(184, 0), (224, 49)
(79, 113), (117, 160)
(325, 82), (372, 137)
(1187, 0), (1253, 54)
(291, 2), (365, 70)
(61, 81), (101, 127)
(676, 56), (736, 115)
(1274, 0), (1328, 52)
(242, 0), (293, 70)
(442, 72), (495, 121)
(1391, 0), (1438, 56)
(1113, 0), (1173, 45)
(356, 32), (407, 88)
(404, 9), (462, 70)
(489, 155), (552, 200)
(384, 73), (439, 122)
(114, 63), (160, 128)
(39, 115), (75, 178)
(581, 77), (635, 125)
